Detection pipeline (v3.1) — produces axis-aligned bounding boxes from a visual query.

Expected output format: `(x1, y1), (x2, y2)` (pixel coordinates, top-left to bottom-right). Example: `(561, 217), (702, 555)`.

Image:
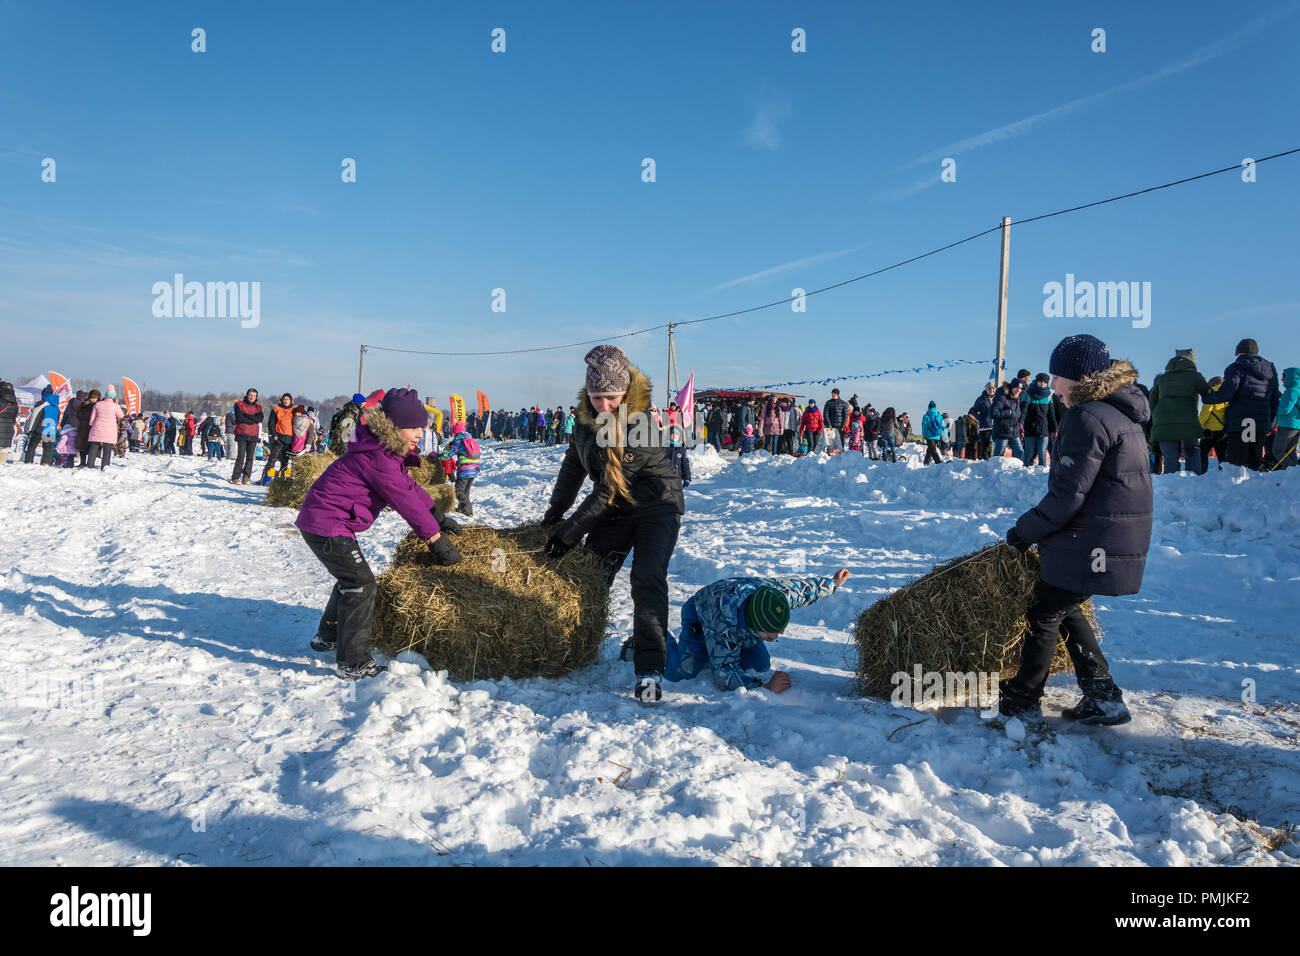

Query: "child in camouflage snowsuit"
(663, 570), (850, 692)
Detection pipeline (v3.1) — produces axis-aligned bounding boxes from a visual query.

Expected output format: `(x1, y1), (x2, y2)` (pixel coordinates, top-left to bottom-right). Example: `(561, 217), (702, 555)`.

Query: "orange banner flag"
(122, 377), (141, 415)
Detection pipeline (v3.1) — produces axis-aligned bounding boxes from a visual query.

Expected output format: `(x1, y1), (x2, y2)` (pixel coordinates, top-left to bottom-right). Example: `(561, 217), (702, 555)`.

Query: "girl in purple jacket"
(296, 388), (465, 680)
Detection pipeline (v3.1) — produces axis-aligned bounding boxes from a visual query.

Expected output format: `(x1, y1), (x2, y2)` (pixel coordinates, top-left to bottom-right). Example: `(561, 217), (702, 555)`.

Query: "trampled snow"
(0, 444), (1296, 865)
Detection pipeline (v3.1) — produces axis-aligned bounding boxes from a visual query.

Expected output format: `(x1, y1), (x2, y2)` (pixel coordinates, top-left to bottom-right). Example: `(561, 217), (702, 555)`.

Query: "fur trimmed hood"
(1070, 359), (1148, 424)
(574, 363), (652, 429)
(1070, 359), (1138, 405)
(358, 405), (415, 457)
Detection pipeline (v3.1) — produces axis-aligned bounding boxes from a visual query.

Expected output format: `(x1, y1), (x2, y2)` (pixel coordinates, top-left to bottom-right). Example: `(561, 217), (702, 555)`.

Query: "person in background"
(230, 389), (264, 485)
(1214, 338), (1279, 470)
(970, 382), (995, 460)
(846, 409), (865, 455)
(204, 415), (224, 460)
(822, 388), (848, 453)
(800, 399), (823, 454)
(86, 387), (124, 470)
(665, 421), (692, 488)
(1001, 334), (1151, 727)
(0, 380), (19, 465)
(862, 404), (881, 460)
(991, 380), (1025, 459)
(878, 407), (899, 462)
(439, 420), (481, 516)
(1273, 366), (1300, 470)
(760, 396), (782, 456)
(261, 392), (296, 481)
(921, 401), (945, 464)
(1022, 373), (1058, 467)
(1149, 348), (1210, 475)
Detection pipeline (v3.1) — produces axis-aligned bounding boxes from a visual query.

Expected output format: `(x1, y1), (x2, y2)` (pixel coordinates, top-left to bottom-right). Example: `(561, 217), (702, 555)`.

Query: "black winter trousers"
(585, 506), (681, 676)
(301, 531), (376, 667)
(1001, 581), (1116, 709)
(454, 477), (474, 516)
(924, 439), (942, 464)
(231, 438), (258, 480)
(261, 437), (291, 478)
(86, 441), (113, 469)
(1224, 432), (1265, 470)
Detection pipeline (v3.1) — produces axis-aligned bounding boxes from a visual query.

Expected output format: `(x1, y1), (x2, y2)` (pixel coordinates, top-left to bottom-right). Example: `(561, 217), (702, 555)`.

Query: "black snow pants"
(1001, 580), (1116, 709)
(584, 505), (681, 676)
(301, 531), (377, 668)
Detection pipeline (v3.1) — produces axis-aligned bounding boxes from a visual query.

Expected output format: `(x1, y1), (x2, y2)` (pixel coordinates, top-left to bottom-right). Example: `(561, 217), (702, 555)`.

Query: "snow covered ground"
(1, 443), (1297, 866)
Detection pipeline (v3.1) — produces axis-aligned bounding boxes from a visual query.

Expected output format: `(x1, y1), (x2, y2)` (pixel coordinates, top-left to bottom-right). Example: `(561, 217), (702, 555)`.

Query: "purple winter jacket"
(296, 406), (441, 541)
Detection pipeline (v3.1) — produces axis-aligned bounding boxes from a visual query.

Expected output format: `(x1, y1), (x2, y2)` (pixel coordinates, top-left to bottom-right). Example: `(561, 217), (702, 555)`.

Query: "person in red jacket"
(800, 399), (824, 454)
(229, 388), (264, 484)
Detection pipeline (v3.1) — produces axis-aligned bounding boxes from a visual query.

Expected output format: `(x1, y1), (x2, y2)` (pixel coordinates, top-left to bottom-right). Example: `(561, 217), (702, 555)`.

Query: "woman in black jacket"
(541, 346), (685, 703)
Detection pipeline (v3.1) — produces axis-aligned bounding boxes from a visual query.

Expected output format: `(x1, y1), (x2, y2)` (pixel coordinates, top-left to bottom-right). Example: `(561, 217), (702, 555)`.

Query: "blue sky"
(2, 0), (1298, 417)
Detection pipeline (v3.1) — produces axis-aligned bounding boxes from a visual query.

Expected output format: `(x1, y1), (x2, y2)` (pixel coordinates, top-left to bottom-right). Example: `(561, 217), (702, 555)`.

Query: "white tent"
(13, 375), (50, 410)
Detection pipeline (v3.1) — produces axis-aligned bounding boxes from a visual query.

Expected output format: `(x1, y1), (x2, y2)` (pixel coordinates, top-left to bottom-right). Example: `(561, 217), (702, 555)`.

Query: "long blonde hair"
(591, 396), (634, 507)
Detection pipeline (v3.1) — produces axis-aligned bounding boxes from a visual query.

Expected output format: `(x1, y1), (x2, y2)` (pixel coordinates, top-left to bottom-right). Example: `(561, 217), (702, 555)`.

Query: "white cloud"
(707, 246), (861, 293)
(744, 94), (793, 150)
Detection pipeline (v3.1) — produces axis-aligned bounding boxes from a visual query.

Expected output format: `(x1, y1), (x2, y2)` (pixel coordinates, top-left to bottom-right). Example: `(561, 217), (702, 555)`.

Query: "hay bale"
(265, 450), (457, 513)
(853, 544), (1100, 699)
(264, 452), (338, 508)
(372, 524), (609, 680)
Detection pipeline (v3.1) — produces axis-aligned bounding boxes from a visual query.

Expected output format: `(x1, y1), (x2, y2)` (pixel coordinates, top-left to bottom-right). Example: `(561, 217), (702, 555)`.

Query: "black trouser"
(86, 441), (113, 469)
(977, 431), (993, 460)
(779, 428), (795, 454)
(301, 531), (376, 667)
(1224, 431), (1265, 470)
(454, 477), (474, 515)
(924, 439), (942, 464)
(39, 440), (56, 465)
(1200, 433), (1225, 473)
(708, 431), (721, 452)
(231, 437), (258, 480)
(584, 506), (681, 676)
(261, 437), (290, 478)
(1002, 580), (1116, 709)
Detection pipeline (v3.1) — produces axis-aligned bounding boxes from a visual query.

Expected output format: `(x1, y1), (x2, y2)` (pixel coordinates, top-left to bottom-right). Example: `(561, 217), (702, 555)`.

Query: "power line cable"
(363, 147), (1299, 358)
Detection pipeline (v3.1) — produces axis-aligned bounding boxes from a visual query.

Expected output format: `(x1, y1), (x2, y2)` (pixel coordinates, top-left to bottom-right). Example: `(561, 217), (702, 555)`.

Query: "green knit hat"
(744, 586), (791, 634)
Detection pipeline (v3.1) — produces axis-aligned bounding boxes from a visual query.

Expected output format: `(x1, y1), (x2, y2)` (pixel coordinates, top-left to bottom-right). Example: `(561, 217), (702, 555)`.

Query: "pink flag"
(674, 371), (694, 427)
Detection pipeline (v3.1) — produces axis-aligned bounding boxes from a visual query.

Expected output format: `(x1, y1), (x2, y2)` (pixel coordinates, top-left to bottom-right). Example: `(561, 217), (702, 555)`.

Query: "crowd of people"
(1, 333), (1294, 719)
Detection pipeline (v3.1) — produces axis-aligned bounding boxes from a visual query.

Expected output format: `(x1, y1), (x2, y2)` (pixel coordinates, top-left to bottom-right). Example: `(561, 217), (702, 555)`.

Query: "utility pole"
(357, 344), (366, 395)
(994, 216), (1011, 386)
(666, 323), (679, 404)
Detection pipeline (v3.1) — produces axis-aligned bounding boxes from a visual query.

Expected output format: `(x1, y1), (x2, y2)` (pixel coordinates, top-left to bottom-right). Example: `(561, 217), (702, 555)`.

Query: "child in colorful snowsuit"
(439, 421), (481, 516)
(664, 570), (850, 692)
(665, 423), (692, 488)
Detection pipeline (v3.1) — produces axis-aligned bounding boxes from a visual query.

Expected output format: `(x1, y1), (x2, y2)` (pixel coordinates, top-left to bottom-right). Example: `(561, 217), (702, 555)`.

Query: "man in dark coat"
(969, 383), (996, 460)
(230, 389), (264, 484)
(705, 403), (724, 453)
(1214, 338), (1279, 470)
(1002, 334), (1153, 726)
(822, 388), (849, 452)
(1021, 373), (1058, 466)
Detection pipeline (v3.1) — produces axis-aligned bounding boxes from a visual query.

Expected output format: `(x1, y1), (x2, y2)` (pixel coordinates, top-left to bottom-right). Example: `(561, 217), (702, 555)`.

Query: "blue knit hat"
(380, 387), (427, 428)
(744, 586), (791, 634)
(1049, 334), (1110, 380)
(352, 393), (365, 405)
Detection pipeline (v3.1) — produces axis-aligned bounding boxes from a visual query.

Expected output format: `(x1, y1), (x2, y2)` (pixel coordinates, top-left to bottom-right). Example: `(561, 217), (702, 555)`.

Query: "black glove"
(428, 534), (464, 566)
(430, 504), (463, 534)
(1006, 528), (1030, 553)
(544, 534), (572, 559)
(541, 507), (563, 527)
